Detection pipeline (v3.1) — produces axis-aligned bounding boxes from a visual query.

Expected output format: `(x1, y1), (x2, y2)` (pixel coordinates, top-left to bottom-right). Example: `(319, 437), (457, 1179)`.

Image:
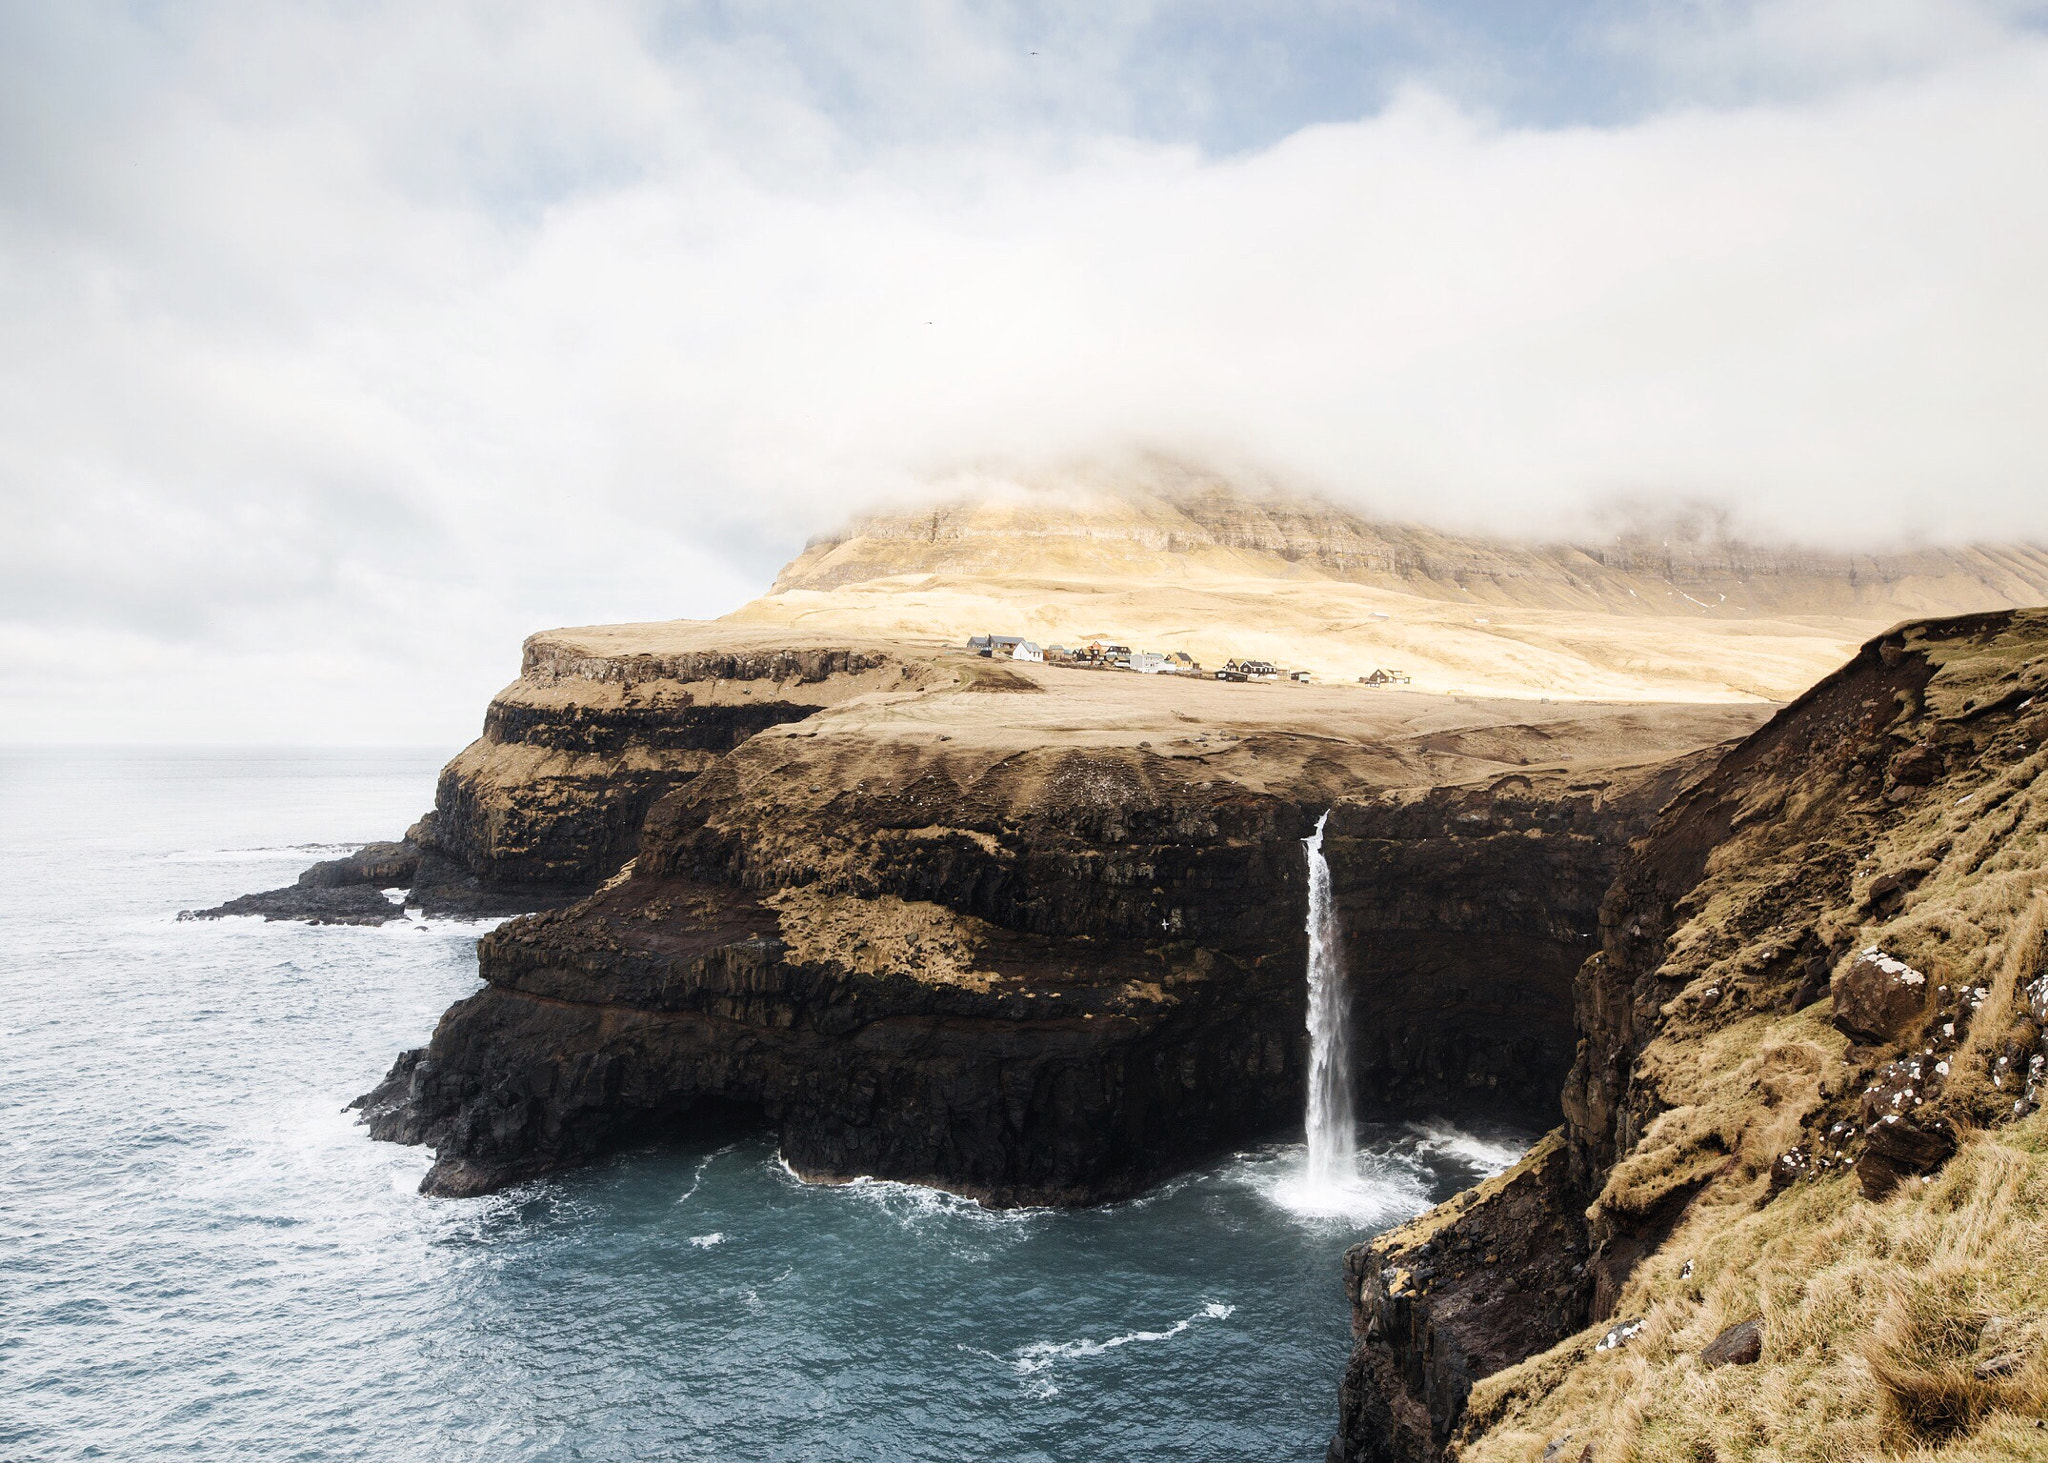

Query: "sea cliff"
(1330, 607), (2048, 1460)
(307, 618), (1761, 1201)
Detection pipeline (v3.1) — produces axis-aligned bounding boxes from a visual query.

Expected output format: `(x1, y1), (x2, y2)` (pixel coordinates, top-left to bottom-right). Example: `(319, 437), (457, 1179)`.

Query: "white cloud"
(3, 1), (2046, 742)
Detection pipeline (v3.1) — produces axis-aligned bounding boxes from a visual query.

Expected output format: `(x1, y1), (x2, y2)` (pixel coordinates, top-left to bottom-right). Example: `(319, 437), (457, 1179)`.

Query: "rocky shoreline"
(193, 606), (2048, 1455)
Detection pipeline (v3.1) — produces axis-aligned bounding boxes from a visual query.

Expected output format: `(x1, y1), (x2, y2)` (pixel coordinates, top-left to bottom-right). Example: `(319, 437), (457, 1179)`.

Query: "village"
(963, 633), (1411, 687)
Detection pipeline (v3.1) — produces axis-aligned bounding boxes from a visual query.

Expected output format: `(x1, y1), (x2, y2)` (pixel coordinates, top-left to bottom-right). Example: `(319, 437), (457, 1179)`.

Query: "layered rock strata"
(746, 478), (2048, 701)
(187, 628), (926, 922)
(1330, 608), (2048, 1461)
(352, 628), (1761, 1200)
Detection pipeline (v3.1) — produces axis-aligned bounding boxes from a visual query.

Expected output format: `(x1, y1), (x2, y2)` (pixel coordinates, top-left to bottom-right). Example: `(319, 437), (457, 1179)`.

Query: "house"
(1168, 651), (1201, 673)
(1223, 658), (1279, 681)
(973, 633), (1033, 660)
(1289, 670), (1312, 682)
(966, 633), (1043, 661)
(1128, 651), (1173, 673)
(1360, 668), (1412, 686)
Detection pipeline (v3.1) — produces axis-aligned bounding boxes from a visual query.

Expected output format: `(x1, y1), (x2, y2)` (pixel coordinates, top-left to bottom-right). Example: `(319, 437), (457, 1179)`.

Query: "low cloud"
(4, 0), (2046, 741)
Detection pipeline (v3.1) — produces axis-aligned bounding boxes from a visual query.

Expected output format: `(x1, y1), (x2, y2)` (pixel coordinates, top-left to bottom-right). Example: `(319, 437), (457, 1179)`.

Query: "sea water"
(0, 749), (1528, 1461)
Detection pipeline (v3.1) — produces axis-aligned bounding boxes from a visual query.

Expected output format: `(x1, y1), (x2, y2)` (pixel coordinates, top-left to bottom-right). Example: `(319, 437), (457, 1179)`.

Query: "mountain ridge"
(735, 483), (2048, 702)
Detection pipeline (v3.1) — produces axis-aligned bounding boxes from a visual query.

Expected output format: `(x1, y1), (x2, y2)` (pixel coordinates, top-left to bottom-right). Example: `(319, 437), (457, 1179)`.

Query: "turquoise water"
(1, 749), (1524, 1461)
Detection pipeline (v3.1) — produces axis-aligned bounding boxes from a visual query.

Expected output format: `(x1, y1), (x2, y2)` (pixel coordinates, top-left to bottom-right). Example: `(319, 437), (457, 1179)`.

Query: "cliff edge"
(347, 623), (1758, 1201)
(1331, 608), (2048, 1460)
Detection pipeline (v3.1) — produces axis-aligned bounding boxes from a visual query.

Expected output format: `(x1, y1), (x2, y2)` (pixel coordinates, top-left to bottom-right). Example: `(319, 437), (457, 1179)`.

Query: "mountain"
(732, 480), (2048, 701)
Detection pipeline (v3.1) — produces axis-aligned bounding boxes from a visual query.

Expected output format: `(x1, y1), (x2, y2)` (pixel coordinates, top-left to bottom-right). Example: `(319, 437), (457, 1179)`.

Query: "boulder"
(1767, 1147), (1810, 1195)
(1886, 742), (1942, 787)
(297, 840), (420, 889)
(1832, 948), (1931, 1044)
(1700, 1318), (1762, 1367)
(1856, 1112), (1957, 1200)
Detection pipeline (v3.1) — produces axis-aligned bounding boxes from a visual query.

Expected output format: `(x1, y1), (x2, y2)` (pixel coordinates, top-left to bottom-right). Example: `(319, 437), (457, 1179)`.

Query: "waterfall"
(1302, 811), (1356, 1187)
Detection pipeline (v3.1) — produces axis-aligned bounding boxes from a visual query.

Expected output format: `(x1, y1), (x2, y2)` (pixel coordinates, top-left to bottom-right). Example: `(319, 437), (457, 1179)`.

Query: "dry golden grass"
(1454, 622), (2048, 1460)
(764, 886), (1002, 991)
(743, 486), (2048, 703)
(1459, 1118), (2048, 1461)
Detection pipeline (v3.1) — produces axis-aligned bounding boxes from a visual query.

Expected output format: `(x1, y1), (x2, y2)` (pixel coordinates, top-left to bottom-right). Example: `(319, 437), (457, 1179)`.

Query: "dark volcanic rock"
(1700, 1318), (1763, 1367)
(344, 611), (1765, 1207)
(362, 874), (1303, 1204)
(297, 840), (419, 889)
(183, 883), (408, 926)
(1856, 1112), (1958, 1200)
(1830, 948), (1932, 1045)
(1330, 1132), (1590, 1463)
(1333, 764), (1711, 1126)
(187, 839), (423, 925)
(361, 732), (1716, 1202)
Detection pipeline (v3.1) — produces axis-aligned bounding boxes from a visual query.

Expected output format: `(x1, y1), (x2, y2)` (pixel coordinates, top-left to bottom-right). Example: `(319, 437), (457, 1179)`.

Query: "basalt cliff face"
(189, 628), (930, 923)
(339, 618), (1761, 1202)
(1331, 608), (2048, 1461)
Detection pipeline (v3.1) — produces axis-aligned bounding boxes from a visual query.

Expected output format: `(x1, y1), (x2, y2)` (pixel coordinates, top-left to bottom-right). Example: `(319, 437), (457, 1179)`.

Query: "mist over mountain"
(6, 2), (2048, 741)
(737, 475), (2048, 701)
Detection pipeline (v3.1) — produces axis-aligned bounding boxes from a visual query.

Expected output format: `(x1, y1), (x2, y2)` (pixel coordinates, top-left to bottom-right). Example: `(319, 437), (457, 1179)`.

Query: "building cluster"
(966, 634), (1383, 686)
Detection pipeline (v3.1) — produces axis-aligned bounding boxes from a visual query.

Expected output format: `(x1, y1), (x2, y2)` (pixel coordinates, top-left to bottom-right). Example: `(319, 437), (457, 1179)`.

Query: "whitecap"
(160, 843), (362, 864)
(1005, 1301), (1237, 1398)
(769, 1152), (1053, 1231)
(675, 1144), (736, 1207)
(689, 1232), (725, 1248)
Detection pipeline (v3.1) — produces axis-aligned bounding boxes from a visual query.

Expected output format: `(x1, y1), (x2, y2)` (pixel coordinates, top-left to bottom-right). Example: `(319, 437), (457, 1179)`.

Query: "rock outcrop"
(1333, 1133), (1592, 1462)
(187, 628), (928, 923)
(1329, 607), (2048, 1461)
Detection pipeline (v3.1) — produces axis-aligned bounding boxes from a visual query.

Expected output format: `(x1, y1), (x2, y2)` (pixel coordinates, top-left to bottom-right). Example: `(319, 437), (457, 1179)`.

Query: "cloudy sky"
(5, 0), (2047, 744)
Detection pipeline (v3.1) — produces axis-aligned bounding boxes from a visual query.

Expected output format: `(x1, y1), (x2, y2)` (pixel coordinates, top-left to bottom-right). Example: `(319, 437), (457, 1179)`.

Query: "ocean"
(1, 748), (1524, 1461)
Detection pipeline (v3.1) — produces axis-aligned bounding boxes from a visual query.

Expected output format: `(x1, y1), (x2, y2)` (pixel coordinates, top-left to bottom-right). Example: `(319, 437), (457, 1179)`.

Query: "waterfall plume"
(1302, 811), (1356, 1187)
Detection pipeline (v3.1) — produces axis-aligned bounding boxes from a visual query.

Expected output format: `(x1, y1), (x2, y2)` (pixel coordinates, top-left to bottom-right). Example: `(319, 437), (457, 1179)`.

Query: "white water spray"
(1302, 811), (1356, 1187)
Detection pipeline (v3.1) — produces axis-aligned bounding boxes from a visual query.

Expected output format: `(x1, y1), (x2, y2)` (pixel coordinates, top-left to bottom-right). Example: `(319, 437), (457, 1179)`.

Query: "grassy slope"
(1464, 1112), (2048, 1460)
(1454, 612), (2048, 1460)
